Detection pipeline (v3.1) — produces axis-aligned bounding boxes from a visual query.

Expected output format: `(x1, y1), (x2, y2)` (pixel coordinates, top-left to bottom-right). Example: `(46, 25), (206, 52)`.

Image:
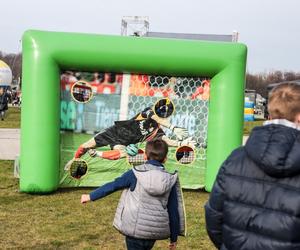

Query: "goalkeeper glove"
(170, 125), (189, 140)
(126, 144), (139, 156)
(177, 137), (196, 148)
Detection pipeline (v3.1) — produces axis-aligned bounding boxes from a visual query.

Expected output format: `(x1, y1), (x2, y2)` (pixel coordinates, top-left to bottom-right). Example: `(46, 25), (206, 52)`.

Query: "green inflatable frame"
(21, 30), (247, 193)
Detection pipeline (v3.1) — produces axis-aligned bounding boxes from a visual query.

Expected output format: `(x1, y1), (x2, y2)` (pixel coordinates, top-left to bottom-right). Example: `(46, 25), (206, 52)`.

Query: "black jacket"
(0, 93), (9, 111)
(205, 123), (300, 250)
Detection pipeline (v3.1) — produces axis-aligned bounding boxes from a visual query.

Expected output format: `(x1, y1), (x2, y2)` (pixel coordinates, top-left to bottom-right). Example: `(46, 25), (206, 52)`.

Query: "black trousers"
(125, 236), (156, 250)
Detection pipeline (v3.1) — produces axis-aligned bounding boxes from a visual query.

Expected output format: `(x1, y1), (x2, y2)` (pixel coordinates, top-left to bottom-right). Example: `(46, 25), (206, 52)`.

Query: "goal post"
(21, 30), (247, 193)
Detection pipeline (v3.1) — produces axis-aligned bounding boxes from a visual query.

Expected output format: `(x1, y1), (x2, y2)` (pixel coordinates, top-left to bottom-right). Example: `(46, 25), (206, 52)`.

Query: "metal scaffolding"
(121, 16), (149, 37)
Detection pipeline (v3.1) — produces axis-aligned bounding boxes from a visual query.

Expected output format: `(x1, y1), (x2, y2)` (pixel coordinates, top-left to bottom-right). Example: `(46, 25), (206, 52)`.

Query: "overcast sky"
(1, 0), (299, 73)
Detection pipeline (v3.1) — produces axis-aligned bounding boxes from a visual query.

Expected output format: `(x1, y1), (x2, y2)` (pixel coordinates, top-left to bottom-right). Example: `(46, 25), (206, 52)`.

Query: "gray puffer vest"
(113, 164), (186, 240)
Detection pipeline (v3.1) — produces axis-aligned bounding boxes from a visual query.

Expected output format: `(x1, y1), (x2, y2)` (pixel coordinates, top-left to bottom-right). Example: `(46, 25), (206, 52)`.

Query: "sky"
(1, 0), (299, 73)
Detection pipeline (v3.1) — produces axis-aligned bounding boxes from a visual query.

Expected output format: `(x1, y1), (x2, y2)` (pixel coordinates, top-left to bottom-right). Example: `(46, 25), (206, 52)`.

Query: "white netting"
(127, 74), (210, 160)
(60, 71), (210, 162)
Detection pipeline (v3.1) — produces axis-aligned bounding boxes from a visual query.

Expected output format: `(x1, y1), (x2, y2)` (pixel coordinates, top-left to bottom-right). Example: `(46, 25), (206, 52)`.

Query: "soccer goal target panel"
(21, 30), (247, 193)
(59, 72), (209, 189)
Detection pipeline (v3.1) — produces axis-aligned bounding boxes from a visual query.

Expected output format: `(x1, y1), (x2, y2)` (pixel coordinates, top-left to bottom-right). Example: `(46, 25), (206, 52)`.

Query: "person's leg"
(88, 126), (129, 160)
(125, 236), (155, 250)
(142, 239), (156, 250)
(125, 236), (141, 250)
(89, 145), (126, 160)
(101, 144), (126, 160)
(75, 126), (119, 159)
(0, 111), (4, 121)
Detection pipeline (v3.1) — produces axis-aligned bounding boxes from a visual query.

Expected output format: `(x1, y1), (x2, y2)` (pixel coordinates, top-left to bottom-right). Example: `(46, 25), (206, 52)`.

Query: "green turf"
(0, 107), (21, 128)
(243, 120), (264, 135)
(59, 132), (206, 189)
(0, 160), (215, 249)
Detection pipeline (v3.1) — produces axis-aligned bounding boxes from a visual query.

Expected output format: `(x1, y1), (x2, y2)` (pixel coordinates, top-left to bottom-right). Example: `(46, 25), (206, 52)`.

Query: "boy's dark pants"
(125, 236), (156, 250)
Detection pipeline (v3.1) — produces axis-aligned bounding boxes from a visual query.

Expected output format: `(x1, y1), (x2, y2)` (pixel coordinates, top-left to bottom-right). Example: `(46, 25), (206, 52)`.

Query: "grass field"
(0, 107), (21, 128)
(60, 132), (206, 189)
(0, 160), (215, 249)
(0, 107), (265, 249)
(243, 120), (264, 135)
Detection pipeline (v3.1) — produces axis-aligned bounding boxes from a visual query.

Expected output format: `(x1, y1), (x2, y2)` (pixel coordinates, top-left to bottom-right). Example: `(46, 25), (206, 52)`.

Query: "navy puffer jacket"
(205, 123), (300, 250)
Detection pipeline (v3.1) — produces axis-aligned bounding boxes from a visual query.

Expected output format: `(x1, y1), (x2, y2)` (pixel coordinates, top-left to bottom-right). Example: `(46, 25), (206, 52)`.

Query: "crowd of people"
(61, 71), (122, 95)
(0, 87), (21, 121)
(61, 71), (211, 101)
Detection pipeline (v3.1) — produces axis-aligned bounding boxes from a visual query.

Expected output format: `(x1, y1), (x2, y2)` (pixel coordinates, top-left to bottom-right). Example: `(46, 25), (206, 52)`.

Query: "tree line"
(1, 51), (299, 98)
(246, 71), (300, 97)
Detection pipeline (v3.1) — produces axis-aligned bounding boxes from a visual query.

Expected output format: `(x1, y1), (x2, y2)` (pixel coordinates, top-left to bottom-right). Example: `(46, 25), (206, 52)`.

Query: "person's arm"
(141, 108), (188, 140)
(204, 163), (227, 249)
(151, 114), (171, 128)
(167, 185), (180, 248)
(162, 135), (196, 148)
(81, 170), (136, 203)
(152, 115), (188, 140)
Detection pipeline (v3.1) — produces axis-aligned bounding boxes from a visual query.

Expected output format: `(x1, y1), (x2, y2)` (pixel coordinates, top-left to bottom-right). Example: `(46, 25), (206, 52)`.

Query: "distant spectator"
(12, 91), (21, 106)
(90, 72), (101, 93)
(0, 87), (10, 121)
(97, 73), (118, 94)
(75, 72), (82, 80)
(61, 71), (78, 91)
(116, 74), (123, 84)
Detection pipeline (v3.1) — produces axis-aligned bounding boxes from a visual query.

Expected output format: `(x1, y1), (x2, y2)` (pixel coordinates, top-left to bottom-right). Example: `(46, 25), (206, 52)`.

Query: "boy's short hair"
(145, 139), (168, 163)
(268, 82), (300, 122)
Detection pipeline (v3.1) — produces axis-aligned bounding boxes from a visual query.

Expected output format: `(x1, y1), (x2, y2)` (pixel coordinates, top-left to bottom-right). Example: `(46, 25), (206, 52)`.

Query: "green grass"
(0, 107), (21, 128)
(60, 132), (206, 189)
(0, 160), (215, 249)
(243, 120), (264, 135)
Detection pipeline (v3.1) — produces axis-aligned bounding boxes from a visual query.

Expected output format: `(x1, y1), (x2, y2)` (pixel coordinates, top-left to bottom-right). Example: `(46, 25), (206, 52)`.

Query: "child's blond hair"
(268, 82), (300, 122)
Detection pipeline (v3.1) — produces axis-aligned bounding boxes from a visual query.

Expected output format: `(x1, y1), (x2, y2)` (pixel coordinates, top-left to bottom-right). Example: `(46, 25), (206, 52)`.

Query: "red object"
(202, 80), (210, 86)
(177, 146), (194, 152)
(97, 84), (116, 94)
(102, 150), (121, 160)
(60, 74), (77, 91)
(74, 84), (91, 90)
(116, 74), (123, 83)
(138, 74), (149, 84)
(138, 149), (144, 154)
(74, 146), (88, 158)
(191, 86), (204, 99)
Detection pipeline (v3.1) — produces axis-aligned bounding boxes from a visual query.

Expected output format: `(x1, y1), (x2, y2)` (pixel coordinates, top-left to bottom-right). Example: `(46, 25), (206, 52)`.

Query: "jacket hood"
(133, 165), (177, 196)
(245, 120), (300, 178)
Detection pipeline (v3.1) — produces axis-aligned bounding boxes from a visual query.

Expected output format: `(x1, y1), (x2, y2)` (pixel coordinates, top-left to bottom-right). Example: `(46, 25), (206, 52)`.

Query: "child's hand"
(81, 194), (91, 204)
(169, 242), (176, 250)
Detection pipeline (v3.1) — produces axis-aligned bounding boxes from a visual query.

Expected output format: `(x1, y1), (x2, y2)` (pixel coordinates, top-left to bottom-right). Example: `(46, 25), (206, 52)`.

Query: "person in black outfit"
(0, 87), (10, 121)
(205, 82), (300, 250)
(73, 102), (195, 161)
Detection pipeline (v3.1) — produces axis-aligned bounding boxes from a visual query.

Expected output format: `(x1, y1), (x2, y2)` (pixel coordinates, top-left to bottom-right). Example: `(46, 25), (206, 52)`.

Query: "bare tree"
(246, 70), (300, 97)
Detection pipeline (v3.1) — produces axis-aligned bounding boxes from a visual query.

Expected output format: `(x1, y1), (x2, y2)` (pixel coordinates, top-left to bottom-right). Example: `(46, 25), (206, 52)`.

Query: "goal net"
(126, 74), (210, 160)
(59, 71), (210, 189)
